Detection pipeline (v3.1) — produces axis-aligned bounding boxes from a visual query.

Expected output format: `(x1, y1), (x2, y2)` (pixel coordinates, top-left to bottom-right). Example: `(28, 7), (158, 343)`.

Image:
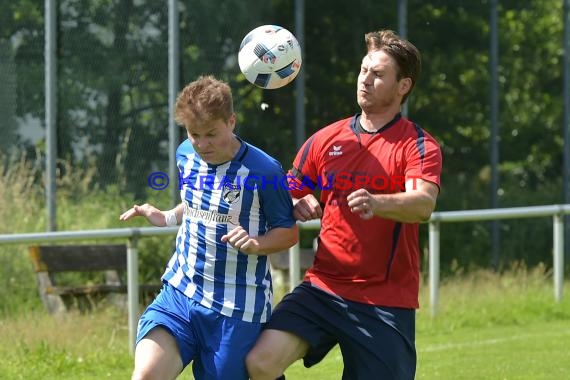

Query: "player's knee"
(246, 348), (283, 380)
(131, 364), (166, 380)
(131, 369), (151, 380)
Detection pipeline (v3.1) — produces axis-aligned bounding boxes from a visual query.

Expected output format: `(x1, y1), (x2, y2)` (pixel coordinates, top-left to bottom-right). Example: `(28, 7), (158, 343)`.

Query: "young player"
(120, 75), (298, 380)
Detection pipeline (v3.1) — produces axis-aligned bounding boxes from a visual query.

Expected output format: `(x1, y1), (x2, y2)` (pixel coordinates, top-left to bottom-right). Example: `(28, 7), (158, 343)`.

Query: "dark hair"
(365, 30), (421, 104)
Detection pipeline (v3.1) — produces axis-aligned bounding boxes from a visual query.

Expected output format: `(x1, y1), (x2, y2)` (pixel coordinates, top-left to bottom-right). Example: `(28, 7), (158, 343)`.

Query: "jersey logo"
(222, 183), (241, 204)
(329, 145), (343, 156)
(184, 201), (237, 225)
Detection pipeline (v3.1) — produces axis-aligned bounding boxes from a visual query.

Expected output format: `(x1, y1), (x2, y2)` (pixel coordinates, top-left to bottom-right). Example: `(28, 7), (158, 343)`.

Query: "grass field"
(1, 266), (569, 379)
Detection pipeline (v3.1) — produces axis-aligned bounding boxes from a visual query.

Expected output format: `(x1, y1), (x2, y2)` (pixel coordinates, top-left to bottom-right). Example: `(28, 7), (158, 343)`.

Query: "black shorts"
(266, 282), (416, 380)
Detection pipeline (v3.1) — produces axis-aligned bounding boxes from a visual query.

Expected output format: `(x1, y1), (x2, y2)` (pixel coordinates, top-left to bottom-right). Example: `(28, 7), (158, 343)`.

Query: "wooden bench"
(28, 244), (163, 314)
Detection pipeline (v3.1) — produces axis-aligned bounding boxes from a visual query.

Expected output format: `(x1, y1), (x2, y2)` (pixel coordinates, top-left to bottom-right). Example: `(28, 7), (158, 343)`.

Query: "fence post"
(127, 236), (139, 354)
(289, 242), (301, 292)
(553, 214), (564, 302)
(429, 221), (441, 317)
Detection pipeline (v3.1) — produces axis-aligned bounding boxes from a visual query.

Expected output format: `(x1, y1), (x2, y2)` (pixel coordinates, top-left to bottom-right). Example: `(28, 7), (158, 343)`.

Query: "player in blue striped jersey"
(120, 75), (298, 380)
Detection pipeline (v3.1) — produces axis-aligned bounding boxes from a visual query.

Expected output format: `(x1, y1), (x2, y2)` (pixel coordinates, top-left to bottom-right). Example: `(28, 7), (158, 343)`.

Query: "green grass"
(417, 321), (570, 379)
(0, 309), (133, 380)
(1, 267), (569, 379)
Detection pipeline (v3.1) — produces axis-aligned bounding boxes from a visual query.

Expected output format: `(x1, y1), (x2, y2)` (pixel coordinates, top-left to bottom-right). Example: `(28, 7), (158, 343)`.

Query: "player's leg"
(336, 303), (416, 380)
(132, 327), (183, 380)
(189, 302), (265, 380)
(246, 329), (310, 380)
(246, 282), (338, 380)
(131, 283), (198, 380)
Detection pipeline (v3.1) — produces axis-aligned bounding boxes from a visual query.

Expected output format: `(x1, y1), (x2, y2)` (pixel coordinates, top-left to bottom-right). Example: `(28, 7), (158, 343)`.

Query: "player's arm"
(288, 166), (322, 222)
(119, 202), (184, 227)
(221, 224), (299, 255)
(347, 178), (439, 223)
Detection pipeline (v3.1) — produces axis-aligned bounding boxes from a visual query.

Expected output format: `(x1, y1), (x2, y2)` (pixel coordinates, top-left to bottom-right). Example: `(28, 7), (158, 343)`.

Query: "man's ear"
(228, 113), (237, 130)
(399, 77), (412, 97)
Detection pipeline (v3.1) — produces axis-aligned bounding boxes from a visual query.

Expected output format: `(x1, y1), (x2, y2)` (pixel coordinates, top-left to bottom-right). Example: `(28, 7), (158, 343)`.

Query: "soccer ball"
(238, 25), (302, 89)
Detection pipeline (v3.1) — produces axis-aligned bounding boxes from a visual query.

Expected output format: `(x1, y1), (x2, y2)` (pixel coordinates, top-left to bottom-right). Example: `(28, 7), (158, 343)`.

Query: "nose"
(361, 71), (374, 85)
(191, 137), (207, 150)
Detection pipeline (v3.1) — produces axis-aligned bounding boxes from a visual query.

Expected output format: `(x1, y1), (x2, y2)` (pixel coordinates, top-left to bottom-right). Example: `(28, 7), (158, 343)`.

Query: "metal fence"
(427, 204), (570, 317)
(0, 203), (568, 352)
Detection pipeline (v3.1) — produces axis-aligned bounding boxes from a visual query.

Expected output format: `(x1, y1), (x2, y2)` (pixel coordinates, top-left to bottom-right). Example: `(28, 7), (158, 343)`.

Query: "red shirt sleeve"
(404, 130), (442, 189)
(287, 134), (320, 199)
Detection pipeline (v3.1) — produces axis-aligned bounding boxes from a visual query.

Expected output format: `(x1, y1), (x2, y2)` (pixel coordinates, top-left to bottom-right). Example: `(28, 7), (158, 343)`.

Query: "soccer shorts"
(136, 282), (263, 380)
(265, 282), (416, 380)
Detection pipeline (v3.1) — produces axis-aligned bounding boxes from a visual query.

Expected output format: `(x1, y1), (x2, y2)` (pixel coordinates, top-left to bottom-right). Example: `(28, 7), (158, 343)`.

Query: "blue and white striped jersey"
(162, 137), (295, 323)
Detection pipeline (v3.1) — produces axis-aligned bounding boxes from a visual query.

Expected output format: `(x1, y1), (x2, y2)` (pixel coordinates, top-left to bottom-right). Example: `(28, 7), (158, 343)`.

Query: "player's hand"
(347, 189), (376, 220)
(119, 203), (166, 226)
(293, 194), (322, 222)
(221, 226), (260, 254)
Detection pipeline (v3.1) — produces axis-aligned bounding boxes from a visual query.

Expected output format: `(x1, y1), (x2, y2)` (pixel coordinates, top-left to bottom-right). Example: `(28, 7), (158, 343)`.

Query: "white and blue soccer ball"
(238, 25), (302, 90)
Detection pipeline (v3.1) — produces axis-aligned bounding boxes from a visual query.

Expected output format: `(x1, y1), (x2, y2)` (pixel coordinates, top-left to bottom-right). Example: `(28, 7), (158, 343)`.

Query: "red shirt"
(289, 113), (442, 308)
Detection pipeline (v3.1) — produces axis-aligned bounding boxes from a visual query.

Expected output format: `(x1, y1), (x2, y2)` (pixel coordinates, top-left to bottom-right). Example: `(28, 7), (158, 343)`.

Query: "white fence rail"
(1, 204), (569, 351)
(0, 226), (178, 354)
(427, 204), (570, 316)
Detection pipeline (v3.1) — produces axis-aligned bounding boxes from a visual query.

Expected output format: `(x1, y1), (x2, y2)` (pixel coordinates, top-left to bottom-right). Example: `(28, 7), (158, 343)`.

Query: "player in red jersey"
(246, 29), (442, 380)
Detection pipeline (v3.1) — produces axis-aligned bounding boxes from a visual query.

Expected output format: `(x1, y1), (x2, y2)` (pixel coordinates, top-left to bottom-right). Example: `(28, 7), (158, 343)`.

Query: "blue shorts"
(266, 282), (416, 380)
(136, 283), (263, 380)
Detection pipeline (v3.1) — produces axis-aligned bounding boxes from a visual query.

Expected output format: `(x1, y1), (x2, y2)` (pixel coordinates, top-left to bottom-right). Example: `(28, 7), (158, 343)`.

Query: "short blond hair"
(174, 75), (234, 128)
